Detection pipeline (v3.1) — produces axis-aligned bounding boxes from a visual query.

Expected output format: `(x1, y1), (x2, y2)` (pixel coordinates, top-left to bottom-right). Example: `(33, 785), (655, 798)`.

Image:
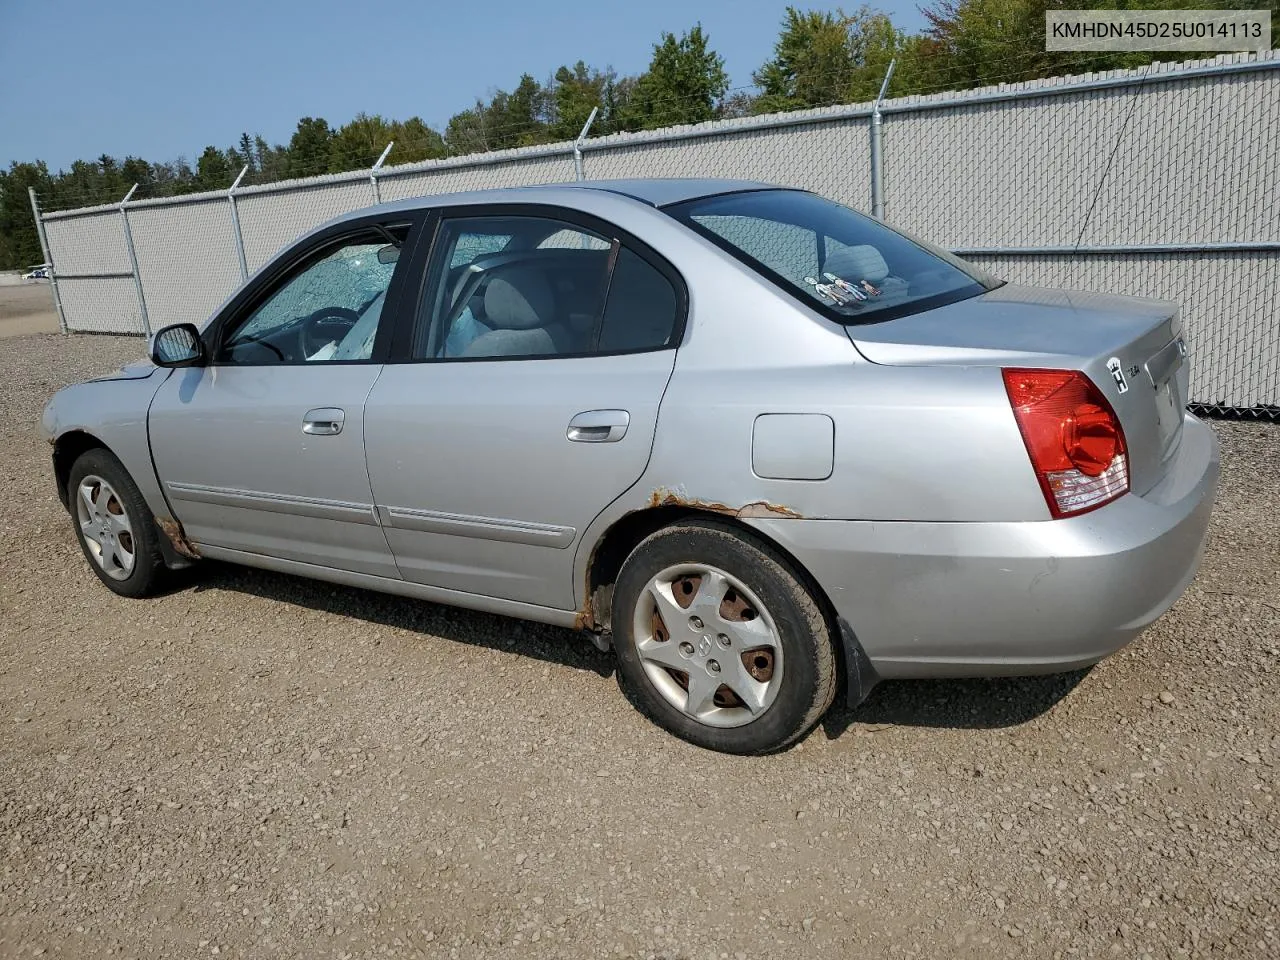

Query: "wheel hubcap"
(75, 475), (135, 581)
(632, 563), (784, 728)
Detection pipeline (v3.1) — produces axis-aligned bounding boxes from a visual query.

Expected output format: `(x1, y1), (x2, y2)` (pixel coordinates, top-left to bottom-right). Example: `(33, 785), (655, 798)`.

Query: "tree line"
(2, 0), (1272, 271)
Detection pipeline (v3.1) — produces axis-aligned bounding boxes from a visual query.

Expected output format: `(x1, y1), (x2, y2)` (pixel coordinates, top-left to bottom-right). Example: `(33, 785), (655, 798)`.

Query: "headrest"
(824, 244), (889, 284)
(483, 268), (555, 331)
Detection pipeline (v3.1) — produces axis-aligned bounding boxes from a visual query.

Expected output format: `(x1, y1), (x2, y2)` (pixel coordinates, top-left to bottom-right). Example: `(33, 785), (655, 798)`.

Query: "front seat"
(461, 267), (569, 358)
(331, 291), (386, 361)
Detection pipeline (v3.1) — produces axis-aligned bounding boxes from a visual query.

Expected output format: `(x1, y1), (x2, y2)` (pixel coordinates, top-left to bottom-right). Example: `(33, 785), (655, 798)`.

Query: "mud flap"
(154, 516), (199, 570)
(837, 617), (880, 708)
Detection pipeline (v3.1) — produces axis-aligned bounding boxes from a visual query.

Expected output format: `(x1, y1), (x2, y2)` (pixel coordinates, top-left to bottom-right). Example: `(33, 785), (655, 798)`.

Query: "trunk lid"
(847, 284), (1189, 495)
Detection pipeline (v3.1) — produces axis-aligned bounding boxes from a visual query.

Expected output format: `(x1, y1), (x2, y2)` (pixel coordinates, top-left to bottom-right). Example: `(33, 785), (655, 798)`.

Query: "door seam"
(360, 362), (405, 576)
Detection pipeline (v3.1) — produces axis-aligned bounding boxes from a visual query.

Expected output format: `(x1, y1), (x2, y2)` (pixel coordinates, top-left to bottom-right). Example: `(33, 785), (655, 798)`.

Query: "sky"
(1, 0), (927, 172)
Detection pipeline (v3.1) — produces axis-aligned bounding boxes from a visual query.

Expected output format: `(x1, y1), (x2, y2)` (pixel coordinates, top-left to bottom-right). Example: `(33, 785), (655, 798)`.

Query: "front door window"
(217, 229), (407, 364)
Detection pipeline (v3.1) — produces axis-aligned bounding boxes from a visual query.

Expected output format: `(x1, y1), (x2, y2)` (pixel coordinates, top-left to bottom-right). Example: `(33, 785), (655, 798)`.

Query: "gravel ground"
(1, 333), (1276, 960)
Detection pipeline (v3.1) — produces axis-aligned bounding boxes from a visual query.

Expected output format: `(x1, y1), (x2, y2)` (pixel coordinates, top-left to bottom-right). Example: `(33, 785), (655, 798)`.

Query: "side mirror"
(149, 323), (206, 367)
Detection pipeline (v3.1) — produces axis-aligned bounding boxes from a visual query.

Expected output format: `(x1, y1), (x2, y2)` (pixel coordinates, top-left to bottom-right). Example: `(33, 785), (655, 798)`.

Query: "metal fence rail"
(31, 51), (1280, 415)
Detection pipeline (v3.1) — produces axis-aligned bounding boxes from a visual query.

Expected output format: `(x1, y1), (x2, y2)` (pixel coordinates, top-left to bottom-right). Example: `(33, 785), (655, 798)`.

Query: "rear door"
(148, 213), (422, 577)
(364, 207), (685, 609)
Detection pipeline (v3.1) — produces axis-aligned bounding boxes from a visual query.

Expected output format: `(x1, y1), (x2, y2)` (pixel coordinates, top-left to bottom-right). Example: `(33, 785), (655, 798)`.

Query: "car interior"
(217, 233), (404, 365)
(675, 191), (991, 321)
(218, 288), (389, 364)
(432, 248), (611, 358)
(216, 217), (679, 365)
(417, 217), (609, 360)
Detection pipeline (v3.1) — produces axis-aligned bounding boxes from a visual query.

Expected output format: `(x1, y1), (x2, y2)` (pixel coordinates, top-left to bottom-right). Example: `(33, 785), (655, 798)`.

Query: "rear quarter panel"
(570, 217), (1047, 611)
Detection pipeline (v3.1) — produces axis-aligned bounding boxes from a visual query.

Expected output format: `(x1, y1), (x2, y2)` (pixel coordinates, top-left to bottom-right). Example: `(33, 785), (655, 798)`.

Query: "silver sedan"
(40, 179), (1219, 754)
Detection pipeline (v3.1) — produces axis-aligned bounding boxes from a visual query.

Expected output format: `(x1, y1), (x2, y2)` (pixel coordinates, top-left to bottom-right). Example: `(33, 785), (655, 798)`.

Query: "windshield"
(667, 189), (1000, 324)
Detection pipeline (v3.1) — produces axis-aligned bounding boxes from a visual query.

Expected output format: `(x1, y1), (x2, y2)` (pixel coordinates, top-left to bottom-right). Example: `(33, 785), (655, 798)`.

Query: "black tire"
(67, 448), (167, 598)
(612, 518), (837, 754)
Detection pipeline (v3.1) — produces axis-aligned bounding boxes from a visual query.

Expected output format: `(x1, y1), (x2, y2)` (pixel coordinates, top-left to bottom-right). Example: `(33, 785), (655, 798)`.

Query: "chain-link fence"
(31, 51), (1280, 415)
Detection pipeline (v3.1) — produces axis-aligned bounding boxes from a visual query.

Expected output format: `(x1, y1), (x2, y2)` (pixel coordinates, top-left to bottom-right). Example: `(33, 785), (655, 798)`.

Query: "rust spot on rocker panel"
(647, 487), (803, 520)
(155, 516), (200, 560)
(574, 536), (605, 631)
(574, 581), (615, 634)
(573, 594), (595, 631)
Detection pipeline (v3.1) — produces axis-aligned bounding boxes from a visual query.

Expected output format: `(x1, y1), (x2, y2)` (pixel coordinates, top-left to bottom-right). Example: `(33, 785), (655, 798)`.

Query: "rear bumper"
(747, 414), (1219, 679)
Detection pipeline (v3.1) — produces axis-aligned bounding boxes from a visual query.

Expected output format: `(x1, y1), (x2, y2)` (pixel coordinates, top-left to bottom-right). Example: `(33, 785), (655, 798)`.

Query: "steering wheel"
(298, 306), (359, 358)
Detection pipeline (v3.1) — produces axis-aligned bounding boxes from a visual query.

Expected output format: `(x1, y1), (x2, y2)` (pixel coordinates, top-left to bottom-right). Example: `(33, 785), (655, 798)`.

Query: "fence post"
(370, 142), (394, 204)
(573, 107), (600, 181)
(118, 184), (151, 335)
(869, 59), (896, 220)
(228, 164), (250, 281)
(27, 187), (68, 335)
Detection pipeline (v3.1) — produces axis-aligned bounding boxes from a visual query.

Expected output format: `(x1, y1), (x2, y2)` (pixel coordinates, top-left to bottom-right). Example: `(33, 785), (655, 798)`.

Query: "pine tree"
(618, 25), (728, 131)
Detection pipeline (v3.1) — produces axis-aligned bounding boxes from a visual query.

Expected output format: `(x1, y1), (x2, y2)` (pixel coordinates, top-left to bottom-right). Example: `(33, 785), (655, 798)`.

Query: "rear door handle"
(567, 409), (630, 443)
(303, 407), (345, 436)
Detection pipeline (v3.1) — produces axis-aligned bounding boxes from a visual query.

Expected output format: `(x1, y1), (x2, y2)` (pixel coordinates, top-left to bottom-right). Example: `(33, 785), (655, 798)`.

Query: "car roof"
(358, 177), (780, 222)
(555, 178), (777, 207)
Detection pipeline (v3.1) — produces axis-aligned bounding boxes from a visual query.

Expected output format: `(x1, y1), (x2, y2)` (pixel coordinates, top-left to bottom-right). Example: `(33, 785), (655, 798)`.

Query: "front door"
(364, 210), (685, 609)
(149, 218), (418, 577)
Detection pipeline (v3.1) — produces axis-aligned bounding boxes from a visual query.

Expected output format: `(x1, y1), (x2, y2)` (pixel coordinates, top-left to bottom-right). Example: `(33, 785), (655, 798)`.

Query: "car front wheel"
(68, 448), (166, 598)
(612, 519), (837, 754)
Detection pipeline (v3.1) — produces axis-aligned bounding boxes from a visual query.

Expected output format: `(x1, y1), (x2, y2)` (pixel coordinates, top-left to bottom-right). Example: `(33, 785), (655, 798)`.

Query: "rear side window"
(418, 216), (611, 360)
(414, 213), (682, 360)
(667, 189), (999, 325)
(598, 248), (678, 352)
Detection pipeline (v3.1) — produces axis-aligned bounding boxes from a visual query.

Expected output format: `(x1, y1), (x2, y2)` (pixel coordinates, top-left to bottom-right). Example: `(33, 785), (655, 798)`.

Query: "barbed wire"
(32, 47), (1208, 206)
(258, 46), (1202, 161)
(288, 46), (1221, 156)
(33, 45), (1246, 212)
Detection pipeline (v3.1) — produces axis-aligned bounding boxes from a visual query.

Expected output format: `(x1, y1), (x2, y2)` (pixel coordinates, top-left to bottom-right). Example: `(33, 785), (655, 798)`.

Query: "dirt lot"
(1, 332), (1276, 960)
(0, 283), (59, 339)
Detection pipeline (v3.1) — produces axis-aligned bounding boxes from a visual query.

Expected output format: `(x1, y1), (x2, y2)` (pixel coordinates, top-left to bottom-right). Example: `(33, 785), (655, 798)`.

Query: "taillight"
(1002, 368), (1129, 518)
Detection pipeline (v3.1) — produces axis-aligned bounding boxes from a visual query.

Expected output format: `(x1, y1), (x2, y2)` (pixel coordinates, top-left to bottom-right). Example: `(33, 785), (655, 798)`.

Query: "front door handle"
(567, 409), (630, 443)
(303, 407), (345, 436)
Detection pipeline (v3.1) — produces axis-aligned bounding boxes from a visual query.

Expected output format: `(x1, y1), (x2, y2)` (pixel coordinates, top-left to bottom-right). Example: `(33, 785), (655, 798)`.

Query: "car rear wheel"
(68, 448), (166, 598)
(612, 519), (836, 754)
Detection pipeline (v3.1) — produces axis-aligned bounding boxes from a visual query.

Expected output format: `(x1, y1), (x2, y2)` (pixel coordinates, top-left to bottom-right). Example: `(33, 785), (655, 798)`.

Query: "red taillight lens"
(1002, 368), (1129, 518)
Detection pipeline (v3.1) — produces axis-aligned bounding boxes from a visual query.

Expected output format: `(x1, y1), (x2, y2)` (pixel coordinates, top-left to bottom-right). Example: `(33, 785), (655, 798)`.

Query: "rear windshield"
(666, 189), (999, 324)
